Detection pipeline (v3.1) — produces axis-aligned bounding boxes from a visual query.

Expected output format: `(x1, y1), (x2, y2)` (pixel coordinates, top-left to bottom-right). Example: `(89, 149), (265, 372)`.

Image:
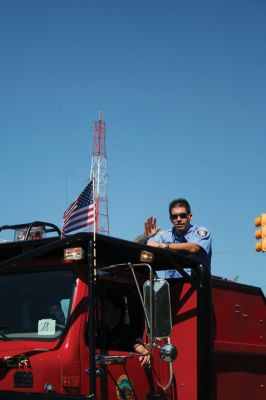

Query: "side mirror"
(144, 279), (172, 339)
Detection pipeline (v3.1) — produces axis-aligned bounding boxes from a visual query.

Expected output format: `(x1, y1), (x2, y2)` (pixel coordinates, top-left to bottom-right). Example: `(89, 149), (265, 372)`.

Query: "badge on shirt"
(197, 228), (208, 237)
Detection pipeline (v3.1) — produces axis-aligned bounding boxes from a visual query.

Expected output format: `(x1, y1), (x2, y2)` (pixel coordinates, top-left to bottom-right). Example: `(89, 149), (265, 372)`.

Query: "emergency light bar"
(0, 221), (61, 242)
(15, 226), (46, 242)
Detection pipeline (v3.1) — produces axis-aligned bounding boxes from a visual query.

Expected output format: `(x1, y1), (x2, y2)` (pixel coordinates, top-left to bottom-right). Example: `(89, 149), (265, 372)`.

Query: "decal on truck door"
(116, 374), (135, 400)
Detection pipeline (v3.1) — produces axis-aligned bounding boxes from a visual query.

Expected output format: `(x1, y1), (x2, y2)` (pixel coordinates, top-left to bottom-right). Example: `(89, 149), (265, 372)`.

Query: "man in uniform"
(137, 198), (212, 278)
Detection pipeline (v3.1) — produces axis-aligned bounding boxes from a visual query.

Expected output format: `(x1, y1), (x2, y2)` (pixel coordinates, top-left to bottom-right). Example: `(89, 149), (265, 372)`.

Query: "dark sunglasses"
(170, 213), (189, 220)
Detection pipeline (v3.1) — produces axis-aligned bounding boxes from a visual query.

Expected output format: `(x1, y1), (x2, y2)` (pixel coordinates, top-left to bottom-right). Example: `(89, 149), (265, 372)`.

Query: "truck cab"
(0, 222), (265, 399)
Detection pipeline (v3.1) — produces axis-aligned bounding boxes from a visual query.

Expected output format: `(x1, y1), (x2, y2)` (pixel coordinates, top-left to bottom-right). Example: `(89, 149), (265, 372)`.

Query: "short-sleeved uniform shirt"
(147, 224), (212, 278)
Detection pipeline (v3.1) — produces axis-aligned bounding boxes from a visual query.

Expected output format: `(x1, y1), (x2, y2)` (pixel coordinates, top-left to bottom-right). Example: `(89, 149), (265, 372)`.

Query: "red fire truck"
(0, 221), (265, 399)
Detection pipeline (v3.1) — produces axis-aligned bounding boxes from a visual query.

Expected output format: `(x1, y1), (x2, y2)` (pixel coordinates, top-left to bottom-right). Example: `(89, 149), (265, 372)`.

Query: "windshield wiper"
(0, 326), (11, 340)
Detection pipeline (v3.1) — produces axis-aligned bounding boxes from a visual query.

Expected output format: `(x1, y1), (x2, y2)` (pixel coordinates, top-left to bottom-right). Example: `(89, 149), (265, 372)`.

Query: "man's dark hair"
(169, 198), (191, 216)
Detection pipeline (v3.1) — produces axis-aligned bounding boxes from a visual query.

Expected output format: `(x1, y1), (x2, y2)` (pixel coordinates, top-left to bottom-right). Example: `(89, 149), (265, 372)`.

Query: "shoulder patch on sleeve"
(197, 228), (208, 237)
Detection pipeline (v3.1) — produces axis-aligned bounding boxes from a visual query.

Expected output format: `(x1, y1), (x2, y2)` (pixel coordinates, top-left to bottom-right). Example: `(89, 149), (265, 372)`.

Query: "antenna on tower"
(90, 111), (110, 235)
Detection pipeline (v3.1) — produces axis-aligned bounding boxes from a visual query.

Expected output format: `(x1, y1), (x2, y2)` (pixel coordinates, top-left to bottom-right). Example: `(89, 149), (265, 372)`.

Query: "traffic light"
(254, 213), (266, 252)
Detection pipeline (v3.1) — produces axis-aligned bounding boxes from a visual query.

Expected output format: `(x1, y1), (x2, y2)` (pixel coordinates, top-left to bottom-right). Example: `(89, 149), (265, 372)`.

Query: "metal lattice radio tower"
(89, 111), (110, 235)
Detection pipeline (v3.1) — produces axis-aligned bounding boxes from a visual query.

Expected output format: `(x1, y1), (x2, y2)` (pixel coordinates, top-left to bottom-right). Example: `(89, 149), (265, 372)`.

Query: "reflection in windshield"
(0, 269), (74, 339)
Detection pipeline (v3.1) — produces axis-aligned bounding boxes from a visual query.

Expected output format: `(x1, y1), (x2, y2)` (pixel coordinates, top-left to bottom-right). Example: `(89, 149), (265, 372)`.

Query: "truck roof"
(0, 232), (204, 273)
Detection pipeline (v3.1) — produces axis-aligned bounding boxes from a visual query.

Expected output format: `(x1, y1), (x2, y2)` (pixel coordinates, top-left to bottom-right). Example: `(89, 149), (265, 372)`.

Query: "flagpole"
(88, 176), (96, 398)
(93, 176), (96, 276)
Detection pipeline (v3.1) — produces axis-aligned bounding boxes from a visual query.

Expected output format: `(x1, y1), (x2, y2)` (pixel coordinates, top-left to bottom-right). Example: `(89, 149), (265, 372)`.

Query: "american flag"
(62, 180), (95, 236)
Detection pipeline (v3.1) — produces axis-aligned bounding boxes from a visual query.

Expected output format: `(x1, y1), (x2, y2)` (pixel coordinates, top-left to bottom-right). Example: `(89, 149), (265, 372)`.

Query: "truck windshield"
(0, 269), (74, 340)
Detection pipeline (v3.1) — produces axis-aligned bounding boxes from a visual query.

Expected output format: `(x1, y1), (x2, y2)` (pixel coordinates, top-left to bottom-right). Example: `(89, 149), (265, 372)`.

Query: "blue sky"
(0, 0), (266, 293)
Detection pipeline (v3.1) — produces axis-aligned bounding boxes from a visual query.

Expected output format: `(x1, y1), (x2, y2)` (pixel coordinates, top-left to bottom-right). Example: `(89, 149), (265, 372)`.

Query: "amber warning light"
(254, 213), (266, 252)
(64, 247), (85, 261)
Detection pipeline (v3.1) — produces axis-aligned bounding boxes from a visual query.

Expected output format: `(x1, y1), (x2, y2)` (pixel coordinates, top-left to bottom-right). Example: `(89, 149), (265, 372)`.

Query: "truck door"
(80, 284), (172, 399)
